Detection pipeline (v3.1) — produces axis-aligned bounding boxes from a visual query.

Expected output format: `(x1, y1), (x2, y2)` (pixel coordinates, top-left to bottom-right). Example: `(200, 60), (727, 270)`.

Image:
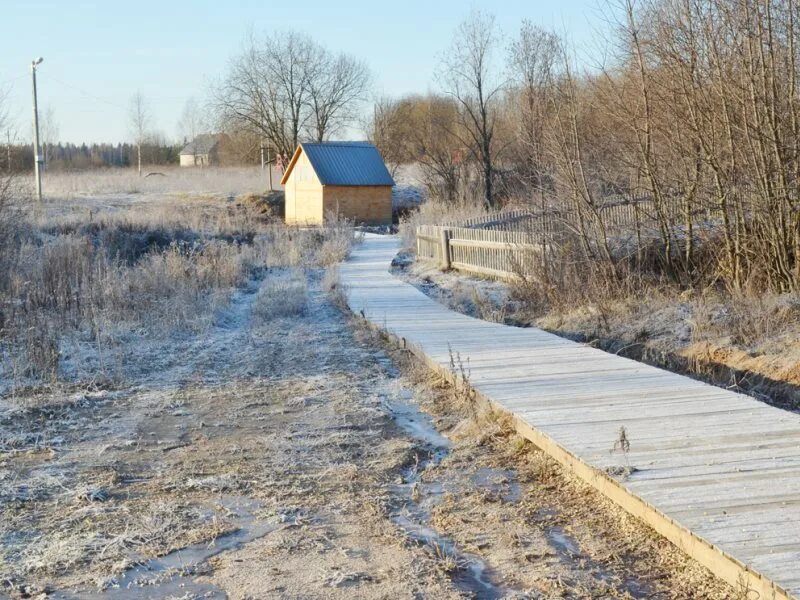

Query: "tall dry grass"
(0, 189), (357, 390)
(36, 203), (264, 244)
(252, 270), (309, 321)
(399, 194), (488, 249)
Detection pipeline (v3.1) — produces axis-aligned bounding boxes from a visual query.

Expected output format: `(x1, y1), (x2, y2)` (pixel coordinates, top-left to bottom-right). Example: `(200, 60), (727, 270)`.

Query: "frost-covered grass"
(252, 270), (308, 321)
(38, 166), (279, 199)
(0, 187), (356, 394)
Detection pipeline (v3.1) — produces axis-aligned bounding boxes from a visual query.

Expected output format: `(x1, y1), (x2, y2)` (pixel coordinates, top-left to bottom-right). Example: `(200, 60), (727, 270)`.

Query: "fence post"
(440, 227), (452, 270)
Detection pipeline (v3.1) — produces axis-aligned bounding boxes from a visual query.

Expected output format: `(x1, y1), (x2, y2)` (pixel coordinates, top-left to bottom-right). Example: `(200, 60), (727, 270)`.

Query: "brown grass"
(251, 270), (308, 321)
(0, 193), (357, 393)
(39, 166), (273, 199)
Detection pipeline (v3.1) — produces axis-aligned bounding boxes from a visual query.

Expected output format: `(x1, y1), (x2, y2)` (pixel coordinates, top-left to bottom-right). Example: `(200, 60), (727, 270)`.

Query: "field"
(0, 169), (731, 598)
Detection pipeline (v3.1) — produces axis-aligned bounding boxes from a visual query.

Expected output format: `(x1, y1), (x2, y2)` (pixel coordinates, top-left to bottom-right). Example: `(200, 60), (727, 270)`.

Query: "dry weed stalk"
(428, 540), (468, 574)
(322, 266), (350, 313)
(447, 343), (478, 419)
(612, 426), (630, 455)
(608, 426), (635, 479)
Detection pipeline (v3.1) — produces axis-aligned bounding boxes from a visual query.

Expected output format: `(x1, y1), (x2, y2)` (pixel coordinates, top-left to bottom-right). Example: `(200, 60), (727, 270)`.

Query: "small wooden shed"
(281, 142), (394, 226)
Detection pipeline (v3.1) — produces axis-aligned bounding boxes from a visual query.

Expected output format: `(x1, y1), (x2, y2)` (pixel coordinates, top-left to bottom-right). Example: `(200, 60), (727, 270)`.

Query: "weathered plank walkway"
(340, 234), (800, 600)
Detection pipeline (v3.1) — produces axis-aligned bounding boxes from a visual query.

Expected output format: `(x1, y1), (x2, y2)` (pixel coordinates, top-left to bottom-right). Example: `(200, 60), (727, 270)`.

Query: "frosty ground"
(0, 181), (732, 599)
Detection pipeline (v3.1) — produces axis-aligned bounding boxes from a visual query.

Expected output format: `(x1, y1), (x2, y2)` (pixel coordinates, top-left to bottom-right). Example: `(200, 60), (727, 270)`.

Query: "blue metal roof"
(300, 142), (394, 187)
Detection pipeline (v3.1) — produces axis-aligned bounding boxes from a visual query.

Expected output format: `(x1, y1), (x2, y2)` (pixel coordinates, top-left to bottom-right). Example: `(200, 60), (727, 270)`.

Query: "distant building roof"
(180, 134), (222, 156)
(281, 142), (395, 187)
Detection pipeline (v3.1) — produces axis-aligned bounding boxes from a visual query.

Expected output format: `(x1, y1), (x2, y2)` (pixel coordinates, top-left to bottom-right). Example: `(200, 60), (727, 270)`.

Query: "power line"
(47, 75), (127, 110)
(49, 76), (195, 104)
(4, 72), (191, 106)
(0, 73), (28, 87)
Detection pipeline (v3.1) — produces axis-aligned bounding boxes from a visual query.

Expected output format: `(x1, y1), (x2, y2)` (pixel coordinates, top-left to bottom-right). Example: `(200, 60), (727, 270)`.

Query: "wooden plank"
(450, 261), (519, 281)
(416, 234), (440, 243)
(449, 238), (540, 251)
(340, 234), (800, 600)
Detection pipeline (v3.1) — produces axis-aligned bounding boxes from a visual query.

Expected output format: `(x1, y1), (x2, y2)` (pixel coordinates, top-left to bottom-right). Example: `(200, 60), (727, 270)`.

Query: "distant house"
(179, 134), (223, 167)
(280, 142), (394, 226)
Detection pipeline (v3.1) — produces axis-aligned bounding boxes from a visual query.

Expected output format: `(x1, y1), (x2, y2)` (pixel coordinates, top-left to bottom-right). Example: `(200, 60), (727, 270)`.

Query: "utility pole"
(31, 57), (44, 202)
(6, 131), (11, 173)
(260, 137), (265, 170)
(267, 146), (273, 191)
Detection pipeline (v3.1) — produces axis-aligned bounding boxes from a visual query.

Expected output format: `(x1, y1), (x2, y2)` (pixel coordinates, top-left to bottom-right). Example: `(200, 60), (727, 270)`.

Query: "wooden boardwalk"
(340, 234), (800, 600)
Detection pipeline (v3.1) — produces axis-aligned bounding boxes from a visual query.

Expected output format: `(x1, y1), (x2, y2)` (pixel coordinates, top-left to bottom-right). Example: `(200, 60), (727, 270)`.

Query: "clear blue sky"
(0, 0), (608, 144)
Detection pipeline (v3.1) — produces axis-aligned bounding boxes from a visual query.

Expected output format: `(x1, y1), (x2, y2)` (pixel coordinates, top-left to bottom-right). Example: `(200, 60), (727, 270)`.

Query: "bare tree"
(128, 91), (152, 176)
(368, 96), (408, 176)
(214, 31), (367, 158)
(0, 87), (12, 174)
(418, 97), (475, 204)
(177, 97), (206, 143)
(213, 31), (309, 158)
(440, 10), (505, 208)
(508, 22), (561, 203)
(39, 106), (59, 171)
(0, 90), (17, 279)
(369, 93), (472, 202)
(265, 31), (314, 152)
(305, 51), (371, 141)
(213, 37), (279, 153)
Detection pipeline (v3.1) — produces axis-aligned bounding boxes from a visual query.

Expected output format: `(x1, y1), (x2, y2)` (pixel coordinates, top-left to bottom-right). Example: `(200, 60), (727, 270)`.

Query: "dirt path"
(0, 268), (730, 599)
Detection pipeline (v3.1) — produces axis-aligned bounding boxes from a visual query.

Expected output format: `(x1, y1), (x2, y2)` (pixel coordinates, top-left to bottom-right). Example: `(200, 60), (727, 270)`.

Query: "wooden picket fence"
(415, 197), (724, 279)
(416, 224), (447, 265)
(416, 224), (542, 280)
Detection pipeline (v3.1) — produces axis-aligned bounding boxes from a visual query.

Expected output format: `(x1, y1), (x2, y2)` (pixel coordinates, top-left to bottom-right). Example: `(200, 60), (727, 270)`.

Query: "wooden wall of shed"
(180, 153), (211, 167)
(285, 151), (324, 225)
(323, 186), (392, 225)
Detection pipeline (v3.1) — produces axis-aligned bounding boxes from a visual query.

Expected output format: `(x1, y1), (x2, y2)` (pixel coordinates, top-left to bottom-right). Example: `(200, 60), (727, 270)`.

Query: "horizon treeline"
(1, 134), (268, 173)
(2, 142), (182, 172)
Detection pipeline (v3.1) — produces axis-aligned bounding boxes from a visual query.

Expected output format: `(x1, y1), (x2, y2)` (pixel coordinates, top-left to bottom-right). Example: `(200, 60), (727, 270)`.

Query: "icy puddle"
(383, 390), (506, 599)
(52, 497), (280, 599)
(471, 466), (522, 503)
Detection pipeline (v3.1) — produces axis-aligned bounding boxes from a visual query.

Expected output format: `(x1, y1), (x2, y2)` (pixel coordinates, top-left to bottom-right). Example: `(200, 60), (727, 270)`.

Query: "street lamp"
(31, 57), (44, 202)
